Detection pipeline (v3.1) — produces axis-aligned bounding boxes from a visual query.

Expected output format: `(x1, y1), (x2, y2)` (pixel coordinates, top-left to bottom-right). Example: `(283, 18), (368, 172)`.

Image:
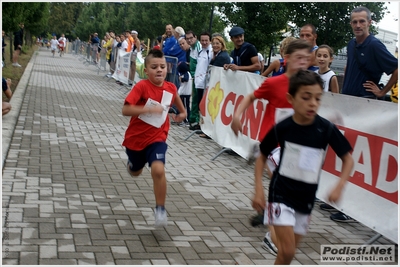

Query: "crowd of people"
(117, 5), (397, 265)
(3, 6), (397, 265)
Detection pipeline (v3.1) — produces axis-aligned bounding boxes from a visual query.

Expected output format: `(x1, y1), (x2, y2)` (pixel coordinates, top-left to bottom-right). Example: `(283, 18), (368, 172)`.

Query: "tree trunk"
(9, 31), (13, 62)
(25, 30), (31, 47)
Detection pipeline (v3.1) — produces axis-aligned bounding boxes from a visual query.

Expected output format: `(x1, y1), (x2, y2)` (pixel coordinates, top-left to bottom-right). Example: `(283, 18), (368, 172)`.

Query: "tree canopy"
(2, 2), (389, 54)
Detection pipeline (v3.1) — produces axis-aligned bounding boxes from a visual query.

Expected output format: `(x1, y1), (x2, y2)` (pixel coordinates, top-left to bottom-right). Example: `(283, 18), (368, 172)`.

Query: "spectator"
(300, 24), (319, 71)
(103, 32), (114, 77)
(119, 33), (128, 51)
(209, 35), (231, 67)
(341, 6), (398, 99)
(161, 24), (186, 89)
(153, 36), (162, 50)
(262, 36), (297, 77)
(177, 62), (192, 126)
(129, 30), (141, 86)
(178, 37), (190, 66)
(2, 30), (6, 66)
(12, 22), (24, 67)
(2, 78), (12, 115)
(185, 30), (202, 131)
(125, 30), (133, 53)
(390, 81), (398, 103)
(320, 6), (398, 223)
(257, 53), (265, 74)
(91, 33), (100, 64)
(194, 32), (212, 120)
(315, 45), (339, 93)
(161, 24), (186, 63)
(223, 26), (260, 73)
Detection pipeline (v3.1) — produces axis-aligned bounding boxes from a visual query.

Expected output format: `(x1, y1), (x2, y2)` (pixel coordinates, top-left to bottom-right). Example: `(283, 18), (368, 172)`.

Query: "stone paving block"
(165, 252), (187, 264)
(39, 245), (57, 259)
(39, 259), (78, 264)
(2, 50), (397, 265)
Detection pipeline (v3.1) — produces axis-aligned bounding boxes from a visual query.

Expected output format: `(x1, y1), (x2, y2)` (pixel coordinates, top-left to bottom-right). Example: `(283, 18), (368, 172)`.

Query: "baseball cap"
(229, 26), (244, 37)
(131, 30), (138, 35)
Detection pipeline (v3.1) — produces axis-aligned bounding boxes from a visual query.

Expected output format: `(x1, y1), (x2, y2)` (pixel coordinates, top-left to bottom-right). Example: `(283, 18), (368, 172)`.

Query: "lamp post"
(208, 4), (214, 33)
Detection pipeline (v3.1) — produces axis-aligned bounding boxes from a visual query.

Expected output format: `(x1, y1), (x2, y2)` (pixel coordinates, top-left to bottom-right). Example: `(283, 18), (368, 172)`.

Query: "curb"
(2, 51), (37, 169)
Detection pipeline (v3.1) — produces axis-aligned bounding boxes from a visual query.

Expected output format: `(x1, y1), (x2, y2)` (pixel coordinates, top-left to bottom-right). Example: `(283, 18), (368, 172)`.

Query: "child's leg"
(146, 142), (168, 207)
(150, 161), (166, 206)
(126, 147), (146, 177)
(273, 225), (297, 264)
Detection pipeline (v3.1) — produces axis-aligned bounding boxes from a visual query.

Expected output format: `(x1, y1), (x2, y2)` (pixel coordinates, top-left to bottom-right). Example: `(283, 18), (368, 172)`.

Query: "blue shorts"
(126, 142), (168, 172)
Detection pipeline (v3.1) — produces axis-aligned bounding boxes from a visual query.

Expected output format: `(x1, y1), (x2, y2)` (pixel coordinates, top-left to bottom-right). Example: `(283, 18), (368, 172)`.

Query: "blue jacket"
(162, 36), (186, 63)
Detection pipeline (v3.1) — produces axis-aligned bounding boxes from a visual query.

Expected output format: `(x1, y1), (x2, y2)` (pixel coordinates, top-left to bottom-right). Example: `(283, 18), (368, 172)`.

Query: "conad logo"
(323, 126), (398, 204)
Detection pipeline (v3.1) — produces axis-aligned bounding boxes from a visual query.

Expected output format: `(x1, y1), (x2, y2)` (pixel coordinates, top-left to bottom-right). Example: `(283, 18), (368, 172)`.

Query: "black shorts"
(14, 44), (21, 51)
(126, 142), (168, 171)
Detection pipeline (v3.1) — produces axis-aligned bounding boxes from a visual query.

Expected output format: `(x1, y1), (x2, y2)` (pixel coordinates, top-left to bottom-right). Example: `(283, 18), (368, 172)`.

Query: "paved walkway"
(2, 47), (397, 265)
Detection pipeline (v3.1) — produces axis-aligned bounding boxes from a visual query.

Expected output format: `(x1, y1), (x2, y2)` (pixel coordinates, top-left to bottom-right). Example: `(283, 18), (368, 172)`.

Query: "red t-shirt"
(122, 79), (177, 151)
(253, 74), (292, 141)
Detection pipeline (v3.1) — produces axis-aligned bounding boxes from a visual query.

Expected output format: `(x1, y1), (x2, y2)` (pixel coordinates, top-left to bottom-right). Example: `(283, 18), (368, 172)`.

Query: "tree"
(285, 2), (387, 53)
(2, 2), (50, 58)
(218, 2), (290, 54)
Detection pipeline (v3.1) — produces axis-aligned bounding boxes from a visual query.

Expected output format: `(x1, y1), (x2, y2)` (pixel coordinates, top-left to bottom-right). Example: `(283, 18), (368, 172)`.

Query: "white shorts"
(264, 202), (310, 236)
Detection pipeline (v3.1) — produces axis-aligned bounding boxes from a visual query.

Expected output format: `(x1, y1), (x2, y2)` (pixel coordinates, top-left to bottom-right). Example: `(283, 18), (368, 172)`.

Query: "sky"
(376, 1), (399, 35)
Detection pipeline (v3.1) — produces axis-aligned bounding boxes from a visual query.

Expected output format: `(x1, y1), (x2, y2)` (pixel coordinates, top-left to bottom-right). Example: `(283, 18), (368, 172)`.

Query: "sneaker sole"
(331, 218), (357, 223)
(261, 239), (278, 256)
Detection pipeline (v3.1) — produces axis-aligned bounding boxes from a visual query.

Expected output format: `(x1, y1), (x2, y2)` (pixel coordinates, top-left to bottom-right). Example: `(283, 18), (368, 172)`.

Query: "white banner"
(112, 50), (131, 85)
(200, 66), (398, 243)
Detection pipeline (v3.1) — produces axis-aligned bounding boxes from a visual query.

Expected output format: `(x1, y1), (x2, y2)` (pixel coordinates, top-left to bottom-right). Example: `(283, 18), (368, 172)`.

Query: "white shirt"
(50, 39), (59, 49)
(194, 44), (213, 89)
(120, 40), (128, 51)
(315, 69), (336, 92)
(58, 37), (66, 47)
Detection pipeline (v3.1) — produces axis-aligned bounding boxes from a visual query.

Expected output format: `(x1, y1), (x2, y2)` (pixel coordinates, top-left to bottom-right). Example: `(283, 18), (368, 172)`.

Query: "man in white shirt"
(50, 35), (59, 57)
(194, 32), (213, 109)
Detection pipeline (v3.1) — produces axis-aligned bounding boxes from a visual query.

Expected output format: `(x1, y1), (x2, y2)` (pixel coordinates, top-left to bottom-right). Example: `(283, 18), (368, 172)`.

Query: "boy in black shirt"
(252, 70), (354, 264)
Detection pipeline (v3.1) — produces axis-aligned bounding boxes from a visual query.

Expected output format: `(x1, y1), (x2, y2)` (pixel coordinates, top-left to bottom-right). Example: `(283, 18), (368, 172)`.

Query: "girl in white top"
(315, 45), (339, 93)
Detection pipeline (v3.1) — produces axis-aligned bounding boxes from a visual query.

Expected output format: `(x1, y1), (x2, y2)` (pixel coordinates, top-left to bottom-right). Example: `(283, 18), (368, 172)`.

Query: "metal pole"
(208, 5), (214, 33)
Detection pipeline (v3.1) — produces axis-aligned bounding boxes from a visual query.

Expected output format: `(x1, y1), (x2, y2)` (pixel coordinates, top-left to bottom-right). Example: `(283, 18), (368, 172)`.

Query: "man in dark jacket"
(223, 26), (260, 73)
(12, 23), (24, 67)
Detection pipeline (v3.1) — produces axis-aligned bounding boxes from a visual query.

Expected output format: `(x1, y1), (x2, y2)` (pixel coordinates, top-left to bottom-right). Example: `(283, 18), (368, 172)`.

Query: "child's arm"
(252, 153), (268, 213)
(261, 59), (279, 77)
(170, 95), (187, 123)
(329, 75), (340, 93)
(122, 103), (164, 117)
(328, 152), (354, 203)
(231, 92), (256, 136)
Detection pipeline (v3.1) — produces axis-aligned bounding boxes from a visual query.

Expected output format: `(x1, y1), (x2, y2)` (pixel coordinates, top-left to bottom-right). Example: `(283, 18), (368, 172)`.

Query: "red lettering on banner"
(241, 100), (265, 140)
(220, 92), (240, 125)
(220, 93), (264, 140)
(323, 126), (398, 204)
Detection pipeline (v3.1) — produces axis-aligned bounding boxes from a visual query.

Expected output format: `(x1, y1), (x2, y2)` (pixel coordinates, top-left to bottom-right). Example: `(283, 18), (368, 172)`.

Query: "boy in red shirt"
(122, 49), (187, 227)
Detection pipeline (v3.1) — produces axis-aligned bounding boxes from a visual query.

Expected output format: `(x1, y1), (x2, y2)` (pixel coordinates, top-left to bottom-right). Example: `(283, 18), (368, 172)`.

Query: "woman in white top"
(315, 45), (339, 93)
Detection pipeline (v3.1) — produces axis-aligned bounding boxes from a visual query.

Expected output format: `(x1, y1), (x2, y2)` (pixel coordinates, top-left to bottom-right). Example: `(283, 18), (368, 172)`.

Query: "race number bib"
(279, 141), (324, 184)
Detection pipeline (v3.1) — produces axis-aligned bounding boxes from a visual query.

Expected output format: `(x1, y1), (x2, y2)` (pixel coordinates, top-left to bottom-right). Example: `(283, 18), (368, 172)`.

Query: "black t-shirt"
(260, 115), (352, 214)
(231, 42), (258, 67)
